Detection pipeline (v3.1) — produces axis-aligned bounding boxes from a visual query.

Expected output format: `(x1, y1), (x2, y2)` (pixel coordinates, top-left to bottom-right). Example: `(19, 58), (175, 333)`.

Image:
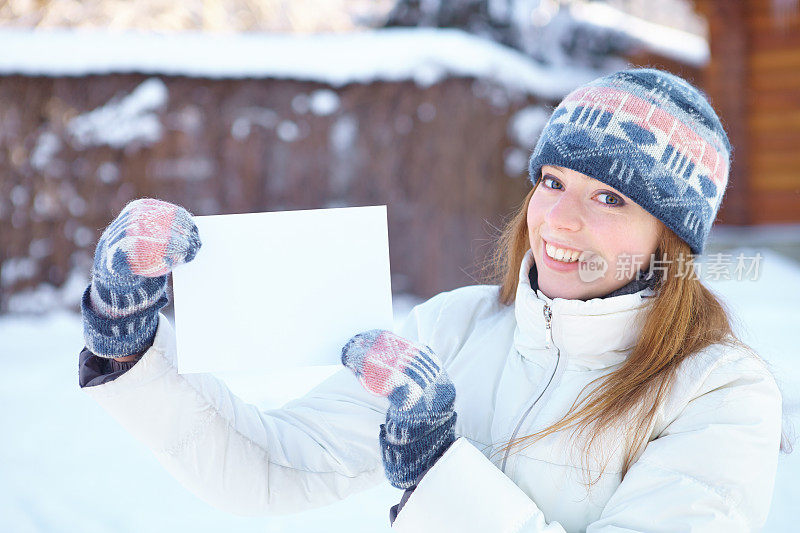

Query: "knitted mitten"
(81, 198), (201, 359)
(341, 330), (457, 489)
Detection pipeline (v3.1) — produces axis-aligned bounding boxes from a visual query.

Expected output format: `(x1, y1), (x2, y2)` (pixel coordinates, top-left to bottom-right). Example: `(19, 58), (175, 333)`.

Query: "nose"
(544, 191), (583, 232)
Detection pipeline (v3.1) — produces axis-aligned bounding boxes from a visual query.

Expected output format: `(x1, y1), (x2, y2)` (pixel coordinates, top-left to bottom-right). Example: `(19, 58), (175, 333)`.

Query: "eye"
(540, 174), (625, 208)
(542, 176), (563, 190)
(596, 192), (625, 207)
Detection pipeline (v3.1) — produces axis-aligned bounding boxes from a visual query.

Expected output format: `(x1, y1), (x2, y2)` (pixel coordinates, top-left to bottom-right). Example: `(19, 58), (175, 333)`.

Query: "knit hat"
(527, 68), (731, 255)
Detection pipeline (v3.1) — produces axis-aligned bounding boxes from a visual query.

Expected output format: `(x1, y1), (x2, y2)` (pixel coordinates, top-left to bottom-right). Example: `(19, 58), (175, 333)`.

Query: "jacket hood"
(513, 248), (657, 370)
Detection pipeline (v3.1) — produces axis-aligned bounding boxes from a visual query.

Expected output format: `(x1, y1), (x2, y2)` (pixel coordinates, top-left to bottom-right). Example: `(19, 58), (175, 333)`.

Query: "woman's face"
(527, 164), (661, 300)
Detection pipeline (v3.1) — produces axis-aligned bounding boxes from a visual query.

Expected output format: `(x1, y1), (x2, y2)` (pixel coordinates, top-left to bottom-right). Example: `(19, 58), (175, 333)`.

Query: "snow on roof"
(569, 2), (709, 67)
(0, 27), (604, 100)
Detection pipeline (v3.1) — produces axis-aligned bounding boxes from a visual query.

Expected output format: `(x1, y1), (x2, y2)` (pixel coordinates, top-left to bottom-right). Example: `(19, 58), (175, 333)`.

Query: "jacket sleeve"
(79, 349), (143, 387)
(586, 351), (782, 532)
(391, 351), (783, 533)
(82, 311), (390, 516)
(81, 291), (453, 517)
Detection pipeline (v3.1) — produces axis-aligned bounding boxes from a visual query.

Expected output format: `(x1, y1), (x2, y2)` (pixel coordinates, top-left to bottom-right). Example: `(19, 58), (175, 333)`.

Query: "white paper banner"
(172, 205), (393, 374)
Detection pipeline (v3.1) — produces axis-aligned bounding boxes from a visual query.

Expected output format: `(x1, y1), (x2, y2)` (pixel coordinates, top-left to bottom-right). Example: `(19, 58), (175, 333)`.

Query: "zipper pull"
(543, 303), (553, 348)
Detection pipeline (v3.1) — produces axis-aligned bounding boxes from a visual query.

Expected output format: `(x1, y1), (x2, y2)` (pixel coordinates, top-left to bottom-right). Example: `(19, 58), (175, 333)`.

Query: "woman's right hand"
(81, 198), (202, 360)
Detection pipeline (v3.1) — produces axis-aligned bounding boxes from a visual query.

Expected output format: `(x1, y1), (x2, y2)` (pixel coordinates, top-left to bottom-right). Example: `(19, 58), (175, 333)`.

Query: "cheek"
(526, 211), (543, 249)
(624, 214), (660, 254)
(527, 195), (545, 232)
(598, 219), (659, 266)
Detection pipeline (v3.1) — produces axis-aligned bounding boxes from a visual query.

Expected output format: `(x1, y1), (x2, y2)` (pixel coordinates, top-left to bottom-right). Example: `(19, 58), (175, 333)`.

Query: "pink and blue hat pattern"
(527, 68), (732, 255)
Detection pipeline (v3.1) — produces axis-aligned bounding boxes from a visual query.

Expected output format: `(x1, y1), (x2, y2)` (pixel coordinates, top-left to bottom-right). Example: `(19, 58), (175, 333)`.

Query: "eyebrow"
(543, 167), (590, 181)
(543, 168), (628, 196)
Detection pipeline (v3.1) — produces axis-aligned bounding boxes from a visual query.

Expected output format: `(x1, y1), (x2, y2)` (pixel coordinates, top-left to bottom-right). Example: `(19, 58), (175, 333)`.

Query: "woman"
(79, 68), (785, 532)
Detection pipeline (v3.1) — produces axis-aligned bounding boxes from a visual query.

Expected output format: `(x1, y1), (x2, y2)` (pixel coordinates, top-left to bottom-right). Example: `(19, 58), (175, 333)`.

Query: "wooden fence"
(0, 74), (536, 311)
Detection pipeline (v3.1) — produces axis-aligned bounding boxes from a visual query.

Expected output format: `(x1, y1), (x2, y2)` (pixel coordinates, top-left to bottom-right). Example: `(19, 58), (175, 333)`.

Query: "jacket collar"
(513, 249), (656, 370)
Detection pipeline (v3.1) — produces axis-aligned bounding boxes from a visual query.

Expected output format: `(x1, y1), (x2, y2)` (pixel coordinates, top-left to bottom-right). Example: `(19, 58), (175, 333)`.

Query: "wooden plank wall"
(697, 0), (751, 225)
(696, 0), (800, 224)
(746, 0), (800, 223)
(0, 75), (534, 309)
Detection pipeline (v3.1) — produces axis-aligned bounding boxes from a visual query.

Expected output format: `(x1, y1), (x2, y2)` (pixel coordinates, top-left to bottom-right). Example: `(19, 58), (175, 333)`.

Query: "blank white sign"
(171, 205), (393, 374)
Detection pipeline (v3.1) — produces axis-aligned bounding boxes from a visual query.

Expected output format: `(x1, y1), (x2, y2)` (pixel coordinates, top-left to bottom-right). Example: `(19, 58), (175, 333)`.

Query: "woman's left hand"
(341, 330), (457, 489)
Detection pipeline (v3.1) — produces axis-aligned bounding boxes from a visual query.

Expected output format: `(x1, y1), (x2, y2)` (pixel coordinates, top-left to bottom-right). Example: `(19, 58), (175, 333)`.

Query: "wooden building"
(1, 2), (798, 311)
(627, 0), (800, 226)
(695, 0), (800, 224)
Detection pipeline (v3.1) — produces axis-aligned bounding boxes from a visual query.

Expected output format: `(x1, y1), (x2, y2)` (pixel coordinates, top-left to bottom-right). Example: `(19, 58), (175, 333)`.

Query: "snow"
(291, 94), (311, 114)
(167, 105), (204, 134)
(330, 114), (358, 153)
(230, 107), (280, 140)
(28, 238), (52, 260)
(701, 249), (800, 533)
(276, 120), (301, 142)
(96, 162), (120, 184)
(0, 257), (38, 287)
(569, 1), (709, 67)
(504, 146), (530, 177)
(149, 157), (215, 182)
(30, 132), (62, 172)
(33, 189), (60, 217)
(72, 226), (94, 248)
(328, 114), (359, 194)
(505, 105), (550, 177)
(67, 78), (168, 150)
(0, 249), (797, 531)
(508, 105), (550, 148)
(488, 0), (512, 21)
(309, 89), (341, 116)
(10, 185), (29, 207)
(529, 0), (559, 27)
(67, 195), (87, 217)
(0, 27), (604, 100)
(4, 266), (88, 314)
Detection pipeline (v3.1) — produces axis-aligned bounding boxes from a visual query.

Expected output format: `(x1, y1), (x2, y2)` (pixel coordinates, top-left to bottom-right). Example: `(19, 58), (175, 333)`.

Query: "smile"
(544, 241), (582, 263)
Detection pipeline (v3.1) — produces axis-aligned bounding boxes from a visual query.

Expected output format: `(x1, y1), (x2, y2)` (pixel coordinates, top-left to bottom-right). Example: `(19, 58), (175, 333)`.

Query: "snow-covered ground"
(0, 250), (797, 532)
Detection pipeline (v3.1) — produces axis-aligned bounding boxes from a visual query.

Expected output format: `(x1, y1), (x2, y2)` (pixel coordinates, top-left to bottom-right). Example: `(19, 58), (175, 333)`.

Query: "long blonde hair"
(482, 183), (791, 484)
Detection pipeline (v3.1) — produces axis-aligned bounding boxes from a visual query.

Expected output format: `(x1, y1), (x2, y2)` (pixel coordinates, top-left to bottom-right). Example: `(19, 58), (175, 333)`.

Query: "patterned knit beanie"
(527, 68), (731, 255)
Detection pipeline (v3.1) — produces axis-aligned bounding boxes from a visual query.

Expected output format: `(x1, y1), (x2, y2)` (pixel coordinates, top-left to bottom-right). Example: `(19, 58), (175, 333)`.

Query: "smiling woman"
(77, 67), (787, 533)
(527, 164), (662, 300)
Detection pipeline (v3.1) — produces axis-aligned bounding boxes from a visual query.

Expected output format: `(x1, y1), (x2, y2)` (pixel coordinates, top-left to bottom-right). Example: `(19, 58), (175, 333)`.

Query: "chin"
(538, 279), (583, 300)
(539, 275), (611, 301)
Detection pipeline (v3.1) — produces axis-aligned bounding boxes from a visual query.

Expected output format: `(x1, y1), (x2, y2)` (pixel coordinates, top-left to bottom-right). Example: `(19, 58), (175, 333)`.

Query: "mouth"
(540, 239), (581, 271)
(543, 239), (583, 263)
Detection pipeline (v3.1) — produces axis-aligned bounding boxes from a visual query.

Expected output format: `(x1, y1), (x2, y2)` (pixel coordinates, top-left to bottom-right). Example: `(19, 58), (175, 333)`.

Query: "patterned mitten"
(81, 198), (201, 359)
(341, 330), (457, 489)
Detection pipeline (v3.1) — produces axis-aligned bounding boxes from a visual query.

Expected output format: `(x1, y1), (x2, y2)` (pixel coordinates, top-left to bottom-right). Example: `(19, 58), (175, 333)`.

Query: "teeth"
(546, 243), (581, 263)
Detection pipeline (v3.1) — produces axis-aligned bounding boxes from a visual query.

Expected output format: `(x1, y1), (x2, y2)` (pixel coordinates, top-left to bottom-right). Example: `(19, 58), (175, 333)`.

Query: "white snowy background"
(1, 4), (798, 530)
(0, 248), (798, 532)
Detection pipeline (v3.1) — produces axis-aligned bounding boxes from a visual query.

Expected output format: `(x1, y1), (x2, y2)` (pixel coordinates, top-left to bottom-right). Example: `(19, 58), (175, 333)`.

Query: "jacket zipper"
(543, 303), (553, 347)
(500, 302), (561, 473)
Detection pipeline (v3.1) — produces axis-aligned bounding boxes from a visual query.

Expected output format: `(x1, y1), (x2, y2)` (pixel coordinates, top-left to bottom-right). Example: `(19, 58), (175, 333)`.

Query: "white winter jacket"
(82, 249), (783, 532)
